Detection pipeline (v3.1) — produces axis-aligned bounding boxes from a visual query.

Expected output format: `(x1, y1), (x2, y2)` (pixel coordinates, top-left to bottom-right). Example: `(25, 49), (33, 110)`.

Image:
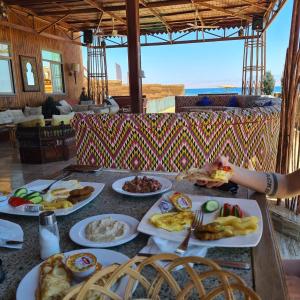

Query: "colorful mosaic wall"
(71, 105), (281, 172)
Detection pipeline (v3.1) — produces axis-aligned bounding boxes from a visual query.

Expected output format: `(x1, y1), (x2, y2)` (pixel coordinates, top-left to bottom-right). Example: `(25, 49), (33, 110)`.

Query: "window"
(42, 50), (65, 94)
(0, 43), (15, 95)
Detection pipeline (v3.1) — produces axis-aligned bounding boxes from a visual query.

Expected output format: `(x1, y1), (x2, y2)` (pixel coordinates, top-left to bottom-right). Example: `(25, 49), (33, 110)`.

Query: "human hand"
(196, 156), (232, 188)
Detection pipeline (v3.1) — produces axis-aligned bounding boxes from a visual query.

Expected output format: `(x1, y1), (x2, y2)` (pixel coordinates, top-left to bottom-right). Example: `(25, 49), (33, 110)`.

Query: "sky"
(84, 0), (293, 89)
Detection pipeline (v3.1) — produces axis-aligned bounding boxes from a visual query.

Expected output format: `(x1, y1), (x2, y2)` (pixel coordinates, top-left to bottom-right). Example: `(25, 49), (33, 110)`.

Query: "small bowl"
(66, 252), (98, 279)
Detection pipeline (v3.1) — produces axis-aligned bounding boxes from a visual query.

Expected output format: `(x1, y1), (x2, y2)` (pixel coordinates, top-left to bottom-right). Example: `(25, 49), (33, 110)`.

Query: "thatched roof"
(3, 0), (281, 36)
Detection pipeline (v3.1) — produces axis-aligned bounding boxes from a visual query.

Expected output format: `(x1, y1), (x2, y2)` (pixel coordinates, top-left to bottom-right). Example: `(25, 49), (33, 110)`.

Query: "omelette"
(36, 254), (72, 300)
(150, 211), (194, 231)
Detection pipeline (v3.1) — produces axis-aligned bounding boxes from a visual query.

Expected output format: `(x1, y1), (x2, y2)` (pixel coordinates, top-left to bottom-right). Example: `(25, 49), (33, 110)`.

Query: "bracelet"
(265, 173), (272, 195)
(264, 173), (278, 196)
(269, 173), (278, 196)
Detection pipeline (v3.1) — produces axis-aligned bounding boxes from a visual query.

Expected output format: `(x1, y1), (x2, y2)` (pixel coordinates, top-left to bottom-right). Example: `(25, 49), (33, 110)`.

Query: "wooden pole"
(126, 0), (143, 113)
(276, 0), (300, 208)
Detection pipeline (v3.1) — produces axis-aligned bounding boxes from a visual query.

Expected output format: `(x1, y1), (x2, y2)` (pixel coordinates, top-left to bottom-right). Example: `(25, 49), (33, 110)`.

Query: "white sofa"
(0, 107), (44, 125)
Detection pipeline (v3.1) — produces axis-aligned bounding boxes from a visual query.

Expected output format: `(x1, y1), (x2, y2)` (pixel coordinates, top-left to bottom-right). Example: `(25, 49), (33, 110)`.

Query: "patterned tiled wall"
(71, 105), (280, 172)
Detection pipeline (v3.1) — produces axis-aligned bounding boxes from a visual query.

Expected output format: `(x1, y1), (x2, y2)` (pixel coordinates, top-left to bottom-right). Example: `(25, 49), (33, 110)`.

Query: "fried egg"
(43, 180), (82, 202)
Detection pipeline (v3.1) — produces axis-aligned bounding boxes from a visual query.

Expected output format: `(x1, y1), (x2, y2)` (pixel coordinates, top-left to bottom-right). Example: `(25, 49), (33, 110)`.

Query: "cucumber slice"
(203, 200), (220, 213)
(14, 188), (28, 197)
(24, 191), (41, 200)
(29, 195), (43, 204)
(219, 207), (224, 217)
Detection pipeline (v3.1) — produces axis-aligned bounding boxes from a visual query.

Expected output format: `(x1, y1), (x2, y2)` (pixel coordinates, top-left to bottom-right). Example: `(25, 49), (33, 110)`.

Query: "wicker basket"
(63, 254), (260, 300)
(16, 124), (76, 163)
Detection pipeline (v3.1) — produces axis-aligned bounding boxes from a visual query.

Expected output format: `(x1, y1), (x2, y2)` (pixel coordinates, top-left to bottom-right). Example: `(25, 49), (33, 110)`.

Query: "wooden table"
(0, 169), (288, 299)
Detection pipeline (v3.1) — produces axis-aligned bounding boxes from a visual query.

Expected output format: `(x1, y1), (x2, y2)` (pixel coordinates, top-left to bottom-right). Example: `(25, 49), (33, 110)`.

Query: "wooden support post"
(126, 0), (143, 113)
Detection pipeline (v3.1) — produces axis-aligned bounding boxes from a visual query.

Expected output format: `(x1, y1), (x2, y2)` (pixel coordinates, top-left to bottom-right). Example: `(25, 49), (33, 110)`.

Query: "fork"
(175, 210), (203, 255)
(38, 172), (72, 195)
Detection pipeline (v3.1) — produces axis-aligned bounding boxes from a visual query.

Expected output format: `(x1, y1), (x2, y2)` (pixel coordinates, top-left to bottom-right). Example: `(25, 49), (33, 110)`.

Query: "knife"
(138, 253), (250, 270)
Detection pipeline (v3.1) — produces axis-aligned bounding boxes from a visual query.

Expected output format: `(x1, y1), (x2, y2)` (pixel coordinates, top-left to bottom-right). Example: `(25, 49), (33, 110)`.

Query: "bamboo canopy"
(276, 0), (300, 212)
(2, 0), (285, 37)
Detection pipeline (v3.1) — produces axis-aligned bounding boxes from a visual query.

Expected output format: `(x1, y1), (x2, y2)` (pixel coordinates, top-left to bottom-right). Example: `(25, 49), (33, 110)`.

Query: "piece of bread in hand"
(176, 166), (233, 183)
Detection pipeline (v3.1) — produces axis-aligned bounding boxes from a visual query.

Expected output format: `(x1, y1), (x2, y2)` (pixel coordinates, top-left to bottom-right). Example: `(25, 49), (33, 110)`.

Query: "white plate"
(16, 248), (130, 300)
(112, 176), (172, 197)
(0, 219), (23, 249)
(0, 180), (105, 216)
(138, 194), (263, 248)
(70, 214), (139, 248)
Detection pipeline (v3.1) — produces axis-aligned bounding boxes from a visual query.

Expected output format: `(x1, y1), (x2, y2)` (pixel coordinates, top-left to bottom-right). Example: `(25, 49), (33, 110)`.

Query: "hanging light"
(0, 1), (8, 21)
(238, 27), (244, 37)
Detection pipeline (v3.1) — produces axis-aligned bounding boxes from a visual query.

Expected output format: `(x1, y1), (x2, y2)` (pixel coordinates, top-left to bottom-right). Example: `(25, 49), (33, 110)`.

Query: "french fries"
(41, 199), (73, 210)
(195, 216), (259, 240)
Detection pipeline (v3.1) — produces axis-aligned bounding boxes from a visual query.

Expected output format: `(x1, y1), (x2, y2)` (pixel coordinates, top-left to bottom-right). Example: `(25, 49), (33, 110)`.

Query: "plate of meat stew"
(112, 176), (172, 197)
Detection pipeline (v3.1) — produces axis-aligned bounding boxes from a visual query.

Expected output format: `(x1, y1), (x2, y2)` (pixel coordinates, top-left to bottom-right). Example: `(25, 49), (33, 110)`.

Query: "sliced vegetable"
(233, 205), (243, 218)
(219, 203), (243, 218)
(24, 191), (41, 200)
(29, 195), (43, 204)
(219, 207), (224, 217)
(14, 188), (28, 198)
(203, 200), (219, 213)
(9, 197), (31, 207)
(223, 203), (232, 217)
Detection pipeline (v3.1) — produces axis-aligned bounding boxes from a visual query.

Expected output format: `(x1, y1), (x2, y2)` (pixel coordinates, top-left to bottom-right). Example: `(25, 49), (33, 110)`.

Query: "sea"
(185, 86), (281, 96)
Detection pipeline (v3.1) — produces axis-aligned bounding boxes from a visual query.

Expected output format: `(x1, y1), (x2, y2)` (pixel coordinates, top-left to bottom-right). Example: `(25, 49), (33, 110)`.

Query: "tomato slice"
(8, 197), (31, 207)
(232, 204), (243, 218)
(220, 166), (232, 172)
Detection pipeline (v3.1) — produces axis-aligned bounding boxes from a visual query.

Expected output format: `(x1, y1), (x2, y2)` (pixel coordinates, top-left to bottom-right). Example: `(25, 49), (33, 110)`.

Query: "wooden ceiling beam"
(194, 1), (252, 22)
(38, 13), (70, 33)
(37, 8), (98, 16)
(4, 0), (78, 4)
(8, 6), (80, 32)
(0, 19), (83, 45)
(83, 0), (127, 25)
(239, 0), (268, 11)
(139, 0), (172, 31)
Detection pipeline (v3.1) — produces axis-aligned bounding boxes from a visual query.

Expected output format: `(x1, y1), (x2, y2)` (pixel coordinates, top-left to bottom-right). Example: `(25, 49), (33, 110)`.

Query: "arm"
(203, 157), (300, 198)
(228, 163), (288, 198)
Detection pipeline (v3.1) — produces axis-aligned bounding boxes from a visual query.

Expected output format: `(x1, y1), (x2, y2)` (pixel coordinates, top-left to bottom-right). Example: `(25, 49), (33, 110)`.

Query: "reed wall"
(0, 13), (83, 109)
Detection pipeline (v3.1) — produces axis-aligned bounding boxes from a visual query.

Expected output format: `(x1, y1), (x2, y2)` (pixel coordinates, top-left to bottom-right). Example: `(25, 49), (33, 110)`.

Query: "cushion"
(6, 109), (26, 123)
(51, 112), (75, 126)
(19, 115), (45, 127)
(263, 100), (273, 106)
(228, 96), (239, 107)
(57, 105), (72, 115)
(254, 99), (274, 107)
(24, 106), (42, 117)
(93, 107), (110, 114)
(105, 97), (120, 114)
(65, 99), (79, 106)
(196, 96), (212, 106)
(72, 105), (89, 112)
(0, 111), (13, 125)
(80, 100), (94, 105)
(59, 100), (73, 111)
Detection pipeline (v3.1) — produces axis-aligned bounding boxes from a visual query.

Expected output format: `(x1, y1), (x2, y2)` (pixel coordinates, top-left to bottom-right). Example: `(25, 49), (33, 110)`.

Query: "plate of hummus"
(69, 214), (139, 248)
